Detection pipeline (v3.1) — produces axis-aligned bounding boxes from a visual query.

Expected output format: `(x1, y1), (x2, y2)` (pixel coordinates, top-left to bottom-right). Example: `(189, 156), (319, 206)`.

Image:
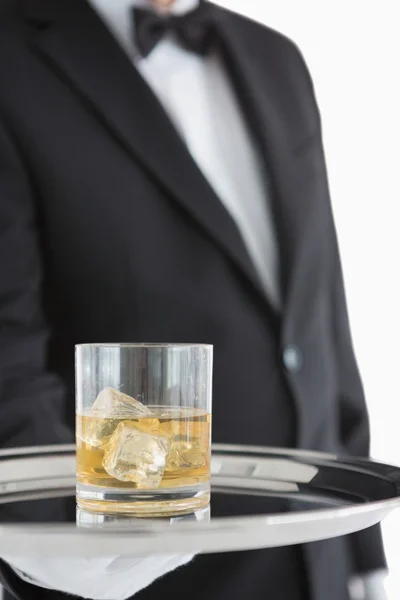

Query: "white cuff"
(349, 569), (388, 600)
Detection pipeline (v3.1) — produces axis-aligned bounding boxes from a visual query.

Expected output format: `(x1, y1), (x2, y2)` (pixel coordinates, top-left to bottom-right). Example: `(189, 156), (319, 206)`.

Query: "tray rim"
(0, 443), (399, 521)
(0, 444), (399, 555)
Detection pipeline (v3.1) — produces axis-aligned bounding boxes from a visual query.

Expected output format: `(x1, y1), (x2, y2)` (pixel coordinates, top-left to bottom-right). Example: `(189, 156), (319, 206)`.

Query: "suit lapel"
(22, 0), (274, 310)
(213, 5), (321, 310)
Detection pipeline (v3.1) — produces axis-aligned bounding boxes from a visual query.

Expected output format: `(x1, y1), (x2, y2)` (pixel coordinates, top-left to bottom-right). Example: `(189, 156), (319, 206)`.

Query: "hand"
(4, 553), (194, 600)
(2, 508), (209, 599)
(349, 569), (388, 600)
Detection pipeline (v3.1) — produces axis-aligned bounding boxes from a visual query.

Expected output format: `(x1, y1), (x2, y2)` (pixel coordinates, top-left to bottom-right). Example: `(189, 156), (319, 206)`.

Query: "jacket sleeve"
(331, 221), (387, 574)
(294, 42), (388, 575)
(0, 115), (73, 449)
(0, 114), (74, 597)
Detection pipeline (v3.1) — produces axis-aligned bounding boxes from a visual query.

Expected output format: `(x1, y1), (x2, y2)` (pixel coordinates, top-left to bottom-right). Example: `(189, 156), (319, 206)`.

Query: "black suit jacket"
(0, 1), (386, 599)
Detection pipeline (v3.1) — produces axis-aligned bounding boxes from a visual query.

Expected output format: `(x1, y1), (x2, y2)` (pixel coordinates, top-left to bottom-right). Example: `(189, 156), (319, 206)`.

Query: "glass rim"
(75, 343), (213, 349)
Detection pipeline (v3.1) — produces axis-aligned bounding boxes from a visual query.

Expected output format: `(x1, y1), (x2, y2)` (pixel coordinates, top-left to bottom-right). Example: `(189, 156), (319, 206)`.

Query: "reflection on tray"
(0, 489), (353, 527)
(76, 505), (211, 528)
(0, 496), (76, 524)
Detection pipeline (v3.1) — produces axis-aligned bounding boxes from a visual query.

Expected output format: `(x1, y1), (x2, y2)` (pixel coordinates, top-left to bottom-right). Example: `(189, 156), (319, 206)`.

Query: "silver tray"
(0, 444), (399, 556)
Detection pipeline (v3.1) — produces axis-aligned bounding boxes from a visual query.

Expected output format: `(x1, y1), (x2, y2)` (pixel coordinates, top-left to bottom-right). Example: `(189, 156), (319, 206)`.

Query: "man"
(0, 0), (389, 598)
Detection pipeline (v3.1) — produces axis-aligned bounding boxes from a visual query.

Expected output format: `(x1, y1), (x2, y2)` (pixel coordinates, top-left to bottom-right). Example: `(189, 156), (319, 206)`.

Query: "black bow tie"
(133, 3), (215, 58)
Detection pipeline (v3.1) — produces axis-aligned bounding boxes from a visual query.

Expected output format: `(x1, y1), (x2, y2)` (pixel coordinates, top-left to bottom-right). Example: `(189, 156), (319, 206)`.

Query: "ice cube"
(78, 387), (152, 448)
(92, 387), (152, 418)
(103, 421), (171, 488)
(78, 415), (121, 448)
(161, 418), (207, 471)
(158, 419), (180, 437)
(134, 418), (162, 435)
(166, 442), (206, 471)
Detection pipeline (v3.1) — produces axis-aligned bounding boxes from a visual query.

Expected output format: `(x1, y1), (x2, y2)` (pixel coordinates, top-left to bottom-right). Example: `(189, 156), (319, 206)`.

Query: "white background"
(216, 1), (400, 597)
(0, 3), (398, 599)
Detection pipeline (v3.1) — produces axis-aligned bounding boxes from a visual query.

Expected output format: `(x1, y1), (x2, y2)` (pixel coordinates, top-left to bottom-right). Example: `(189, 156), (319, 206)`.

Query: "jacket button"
(282, 345), (303, 373)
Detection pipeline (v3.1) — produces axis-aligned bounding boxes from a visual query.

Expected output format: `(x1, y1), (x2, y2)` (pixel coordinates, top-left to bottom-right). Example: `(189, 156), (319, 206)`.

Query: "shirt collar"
(88, 0), (200, 56)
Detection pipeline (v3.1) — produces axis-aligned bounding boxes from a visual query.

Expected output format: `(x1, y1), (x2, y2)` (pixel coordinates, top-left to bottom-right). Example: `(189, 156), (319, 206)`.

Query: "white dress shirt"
(90, 0), (281, 308)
